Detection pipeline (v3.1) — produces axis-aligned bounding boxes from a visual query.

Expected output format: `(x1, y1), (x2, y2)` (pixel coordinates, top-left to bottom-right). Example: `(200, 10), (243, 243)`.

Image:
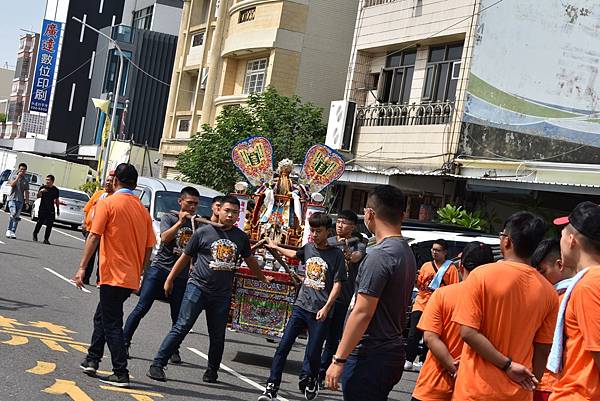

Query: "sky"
(0, 0), (47, 70)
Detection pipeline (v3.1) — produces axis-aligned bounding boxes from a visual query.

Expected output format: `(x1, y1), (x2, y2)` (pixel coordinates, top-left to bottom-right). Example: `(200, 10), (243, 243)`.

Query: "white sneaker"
(404, 361), (413, 371)
(5, 230), (11, 238)
(412, 361), (423, 372)
(10, 231), (16, 239)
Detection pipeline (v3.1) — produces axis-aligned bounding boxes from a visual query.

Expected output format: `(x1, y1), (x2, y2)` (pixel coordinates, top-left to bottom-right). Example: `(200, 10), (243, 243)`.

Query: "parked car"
(0, 170), (43, 213)
(31, 187), (90, 230)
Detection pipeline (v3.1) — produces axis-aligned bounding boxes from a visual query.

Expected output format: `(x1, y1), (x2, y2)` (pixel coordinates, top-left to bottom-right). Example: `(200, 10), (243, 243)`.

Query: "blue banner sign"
(30, 19), (62, 113)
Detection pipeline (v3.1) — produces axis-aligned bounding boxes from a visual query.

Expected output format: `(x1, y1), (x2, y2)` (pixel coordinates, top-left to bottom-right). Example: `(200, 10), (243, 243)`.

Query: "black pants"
(33, 210), (55, 241)
(82, 231), (99, 284)
(86, 285), (132, 375)
(405, 310), (428, 363)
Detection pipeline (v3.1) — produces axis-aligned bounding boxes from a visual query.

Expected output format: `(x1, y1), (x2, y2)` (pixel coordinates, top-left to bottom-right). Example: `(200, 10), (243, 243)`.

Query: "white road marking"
(0, 240), (5, 244)
(186, 347), (290, 401)
(43, 267), (91, 294)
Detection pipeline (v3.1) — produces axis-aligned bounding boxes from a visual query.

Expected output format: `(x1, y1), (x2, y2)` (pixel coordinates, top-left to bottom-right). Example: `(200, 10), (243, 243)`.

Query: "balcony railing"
(364, 0), (399, 7)
(355, 101), (454, 127)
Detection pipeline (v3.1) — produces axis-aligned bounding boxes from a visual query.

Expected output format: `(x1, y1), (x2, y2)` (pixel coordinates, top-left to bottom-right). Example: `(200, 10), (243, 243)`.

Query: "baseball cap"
(114, 163), (138, 185)
(553, 201), (600, 241)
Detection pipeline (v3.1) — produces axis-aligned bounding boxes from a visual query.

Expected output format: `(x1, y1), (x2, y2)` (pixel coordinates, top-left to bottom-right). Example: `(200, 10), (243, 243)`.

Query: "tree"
(176, 87), (327, 192)
(0, 113), (6, 123)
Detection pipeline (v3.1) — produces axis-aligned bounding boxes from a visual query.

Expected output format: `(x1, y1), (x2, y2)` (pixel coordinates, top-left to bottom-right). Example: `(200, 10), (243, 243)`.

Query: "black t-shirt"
(353, 236), (416, 354)
(327, 236), (366, 305)
(39, 185), (60, 213)
(184, 224), (251, 297)
(152, 213), (193, 279)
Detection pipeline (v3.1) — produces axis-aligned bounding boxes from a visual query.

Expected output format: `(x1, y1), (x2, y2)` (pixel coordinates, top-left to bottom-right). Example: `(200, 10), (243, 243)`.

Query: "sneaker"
(202, 368), (218, 383)
(9, 231), (16, 239)
(412, 361), (423, 372)
(299, 375), (308, 392)
(80, 359), (98, 376)
(125, 345), (131, 360)
(5, 230), (10, 238)
(258, 382), (278, 401)
(43, 239), (51, 245)
(318, 378), (326, 390)
(33, 233), (38, 242)
(98, 373), (129, 388)
(169, 351), (182, 364)
(147, 365), (167, 382)
(404, 360), (413, 371)
(305, 377), (319, 400)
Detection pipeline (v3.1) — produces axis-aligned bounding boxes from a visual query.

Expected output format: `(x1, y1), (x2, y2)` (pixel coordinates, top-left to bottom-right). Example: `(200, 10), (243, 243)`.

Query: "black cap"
(114, 163), (138, 186)
(554, 201), (600, 241)
(461, 241), (494, 272)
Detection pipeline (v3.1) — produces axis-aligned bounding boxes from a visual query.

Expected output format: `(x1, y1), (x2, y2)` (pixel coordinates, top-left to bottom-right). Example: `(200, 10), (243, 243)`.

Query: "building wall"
(0, 68), (15, 100)
(152, 2), (184, 36)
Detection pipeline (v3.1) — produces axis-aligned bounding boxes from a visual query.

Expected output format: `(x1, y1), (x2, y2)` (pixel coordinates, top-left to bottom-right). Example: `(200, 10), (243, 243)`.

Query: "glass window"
(238, 7), (256, 23)
(59, 190), (90, 202)
(154, 191), (212, 221)
(377, 50), (416, 104)
(192, 32), (204, 47)
(243, 58), (268, 94)
(421, 42), (464, 103)
(177, 118), (190, 132)
(103, 50), (132, 96)
(133, 5), (153, 30)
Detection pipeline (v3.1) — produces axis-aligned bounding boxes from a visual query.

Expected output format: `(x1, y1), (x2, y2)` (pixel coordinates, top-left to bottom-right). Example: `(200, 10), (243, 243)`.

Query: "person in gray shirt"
(326, 185), (416, 401)
(5, 163), (30, 239)
(123, 186), (201, 364)
(147, 195), (271, 384)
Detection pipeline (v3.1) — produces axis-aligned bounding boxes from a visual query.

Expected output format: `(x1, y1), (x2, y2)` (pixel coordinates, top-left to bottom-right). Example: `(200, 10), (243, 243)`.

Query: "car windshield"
(60, 190), (89, 202)
(154, 191), (213, 221)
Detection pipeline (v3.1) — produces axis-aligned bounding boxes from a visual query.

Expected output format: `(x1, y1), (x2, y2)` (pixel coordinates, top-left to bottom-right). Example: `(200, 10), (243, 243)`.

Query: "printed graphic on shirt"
(174, 227), (193, 256)
(209, 239), (238, 271)
(303, 257), (328, 290)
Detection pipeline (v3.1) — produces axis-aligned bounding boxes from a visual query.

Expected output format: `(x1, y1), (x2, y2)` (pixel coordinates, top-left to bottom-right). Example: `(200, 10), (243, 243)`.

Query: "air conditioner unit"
(325, 100), (356, 151)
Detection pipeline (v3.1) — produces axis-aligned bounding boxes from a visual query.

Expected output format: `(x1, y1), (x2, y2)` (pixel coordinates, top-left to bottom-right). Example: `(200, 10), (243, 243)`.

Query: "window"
(103, 49), (132, 96)
(133, 5), (153, 30)
(376, 50), (416, 104)
(192, 32), (204, 47)
(238, 7), (256, 23)
(422, 42), (463, 103)
(243, 58), (267, 94)
(177, 118), (190, 132)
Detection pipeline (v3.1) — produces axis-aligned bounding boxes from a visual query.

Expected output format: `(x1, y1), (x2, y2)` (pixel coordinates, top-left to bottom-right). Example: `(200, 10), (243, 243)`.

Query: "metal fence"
(364, 0), (399, 7)
(355, 101), (454, 127)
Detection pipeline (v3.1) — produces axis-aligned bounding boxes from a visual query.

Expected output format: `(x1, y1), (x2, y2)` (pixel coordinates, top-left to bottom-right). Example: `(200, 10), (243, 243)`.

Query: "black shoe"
(299, 375), (309, 392)
(98, 373), (129, 388)
(125, 345), (131, 359)
(318, 378), (326, 391)
(43, 240), (51, 245)
(258, 382), (278, 401)
(33, 233), (38, 242)
(147, 365), (167, 382)
(202, 368), (218, 383)
(79, 359), (98, 376)
(305, 377), (319, 400)
(169, 351), (182, 364)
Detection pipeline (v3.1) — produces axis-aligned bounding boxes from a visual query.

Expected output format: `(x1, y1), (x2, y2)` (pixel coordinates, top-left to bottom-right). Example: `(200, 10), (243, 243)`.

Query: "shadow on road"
(0, 296), (47, 311)
(232, 351), (303, 376)
(0, 250), (39, 259)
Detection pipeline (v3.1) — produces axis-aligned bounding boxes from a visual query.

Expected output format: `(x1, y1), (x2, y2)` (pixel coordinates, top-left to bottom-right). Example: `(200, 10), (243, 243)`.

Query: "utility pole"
(71, 16), (124, 185)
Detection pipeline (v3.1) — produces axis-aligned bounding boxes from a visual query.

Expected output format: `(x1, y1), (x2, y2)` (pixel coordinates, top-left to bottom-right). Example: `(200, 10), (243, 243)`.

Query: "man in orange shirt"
(548, 202), (600, 401)
(73, 164), (156, 388)
(412, 241), (494, 401)
(406, 239), (459, 371)
(452, 211), (559, 401)
(530, 238), (576, 401)
(82, 172), (115, 285)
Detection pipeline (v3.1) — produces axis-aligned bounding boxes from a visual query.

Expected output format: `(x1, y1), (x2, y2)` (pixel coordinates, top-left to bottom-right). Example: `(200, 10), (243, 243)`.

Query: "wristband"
(332, 355), (347, 365)
(501, 357), (512, 371)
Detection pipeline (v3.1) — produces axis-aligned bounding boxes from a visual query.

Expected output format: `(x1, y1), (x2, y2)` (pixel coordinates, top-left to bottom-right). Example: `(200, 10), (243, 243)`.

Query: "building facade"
(329, 0), (600, 227)
(159, 0), (359, 179)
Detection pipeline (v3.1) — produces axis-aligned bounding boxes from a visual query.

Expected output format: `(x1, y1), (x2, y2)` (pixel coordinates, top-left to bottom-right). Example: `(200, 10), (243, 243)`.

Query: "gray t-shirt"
(353, 236), (416, 354)
(327, 236), (366, 306)
(152, 213), (193, 279)
(184, 224), (251, 297)
(295, 243), (347, 315)
(8, 176), (29, 203)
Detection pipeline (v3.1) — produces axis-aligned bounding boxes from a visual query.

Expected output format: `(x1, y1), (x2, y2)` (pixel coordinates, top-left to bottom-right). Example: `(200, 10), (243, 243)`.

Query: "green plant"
(437, 204), (487, 231)
(176, 86), (326, 193)
(79, 181), (101, 196)
(0, 113), (6, 123)
(436, 204), (465, 225)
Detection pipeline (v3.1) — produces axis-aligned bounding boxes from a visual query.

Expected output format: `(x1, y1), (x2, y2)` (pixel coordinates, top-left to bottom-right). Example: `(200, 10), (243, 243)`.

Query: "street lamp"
(71, 16), (124, 185)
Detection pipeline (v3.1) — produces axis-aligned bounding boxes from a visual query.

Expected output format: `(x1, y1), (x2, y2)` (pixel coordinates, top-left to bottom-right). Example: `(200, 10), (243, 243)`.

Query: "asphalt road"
(0, 210), (418, 401)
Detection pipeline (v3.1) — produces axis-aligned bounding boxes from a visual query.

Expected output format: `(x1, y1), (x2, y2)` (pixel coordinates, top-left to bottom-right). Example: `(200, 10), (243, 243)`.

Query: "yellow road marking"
(1, 327), (73, 340)
(0, 315), (26, 328)
(1, 334), (29, 345)
(40, 339), (68, 352)
(99, 386), (163, 397)
(29, 321), (77, 336)
(68, 344), (88, 353)
(0, 329), (89, 346)
(131, 395), (157, 401)
(27, 361), (57, 375)
(43, 379), (94, 401)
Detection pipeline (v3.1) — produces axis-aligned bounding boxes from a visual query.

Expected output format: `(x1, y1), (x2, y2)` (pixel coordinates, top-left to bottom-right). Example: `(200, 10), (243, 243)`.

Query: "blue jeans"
(123, 265), (187, 350)
(151, 282), (231, 371)
(268, 306), (330, 386)
(341, 348), (405, 401)
(301, 301), (349, 380)
(7, 200), (23, 233)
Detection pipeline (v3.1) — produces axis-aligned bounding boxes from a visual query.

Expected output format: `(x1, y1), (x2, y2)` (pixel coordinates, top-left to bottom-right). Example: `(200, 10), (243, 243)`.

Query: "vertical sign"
(30, 19), (62, 113)
(234, 195), (248, 229)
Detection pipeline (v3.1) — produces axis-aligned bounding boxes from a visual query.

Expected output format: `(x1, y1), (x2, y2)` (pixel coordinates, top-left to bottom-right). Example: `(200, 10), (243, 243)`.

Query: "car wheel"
(71, 224), (79, 230)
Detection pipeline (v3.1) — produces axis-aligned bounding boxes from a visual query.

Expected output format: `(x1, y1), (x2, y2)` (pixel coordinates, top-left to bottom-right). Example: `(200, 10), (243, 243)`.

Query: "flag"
(92, 98), (110, 114)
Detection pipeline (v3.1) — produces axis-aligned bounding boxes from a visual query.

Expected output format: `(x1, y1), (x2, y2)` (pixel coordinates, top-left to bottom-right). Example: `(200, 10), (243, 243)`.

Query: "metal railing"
(364, 0), (399, 7)
(355, 101), (454, 127)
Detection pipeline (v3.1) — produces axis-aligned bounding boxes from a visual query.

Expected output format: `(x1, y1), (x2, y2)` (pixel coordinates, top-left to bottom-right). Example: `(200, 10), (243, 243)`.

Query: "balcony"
(355, 101), (453, 127)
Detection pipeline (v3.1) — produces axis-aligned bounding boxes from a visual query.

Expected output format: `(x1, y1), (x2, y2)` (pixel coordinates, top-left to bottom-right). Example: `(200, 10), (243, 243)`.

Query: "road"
(0, 210), (418, 401)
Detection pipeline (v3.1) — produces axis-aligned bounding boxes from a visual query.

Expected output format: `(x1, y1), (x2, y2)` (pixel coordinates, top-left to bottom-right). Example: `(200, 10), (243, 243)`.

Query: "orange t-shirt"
(90, 191), (156, 290)
(538, 291), (567, 393)
(83, 189), (106, 231)
(550, 266), (600, 401)
(413, 261), (459, 312)
(452, 261), (559, 401)
(413, 282), (465, 401)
